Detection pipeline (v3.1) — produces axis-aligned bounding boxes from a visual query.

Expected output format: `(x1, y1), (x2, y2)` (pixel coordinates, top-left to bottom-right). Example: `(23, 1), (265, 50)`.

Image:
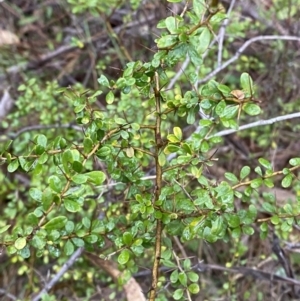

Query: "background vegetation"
(0, 0), (300, 300)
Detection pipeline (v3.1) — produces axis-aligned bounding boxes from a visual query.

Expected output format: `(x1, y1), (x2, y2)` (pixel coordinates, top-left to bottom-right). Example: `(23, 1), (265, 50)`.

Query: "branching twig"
(198, 35), (300, 84)
(0, 288), (17, 301)
(31, 247), (84, 301)
(208, 112), (300, 138)
(217, 0), (236, 67)
(1, 124), (83, 142)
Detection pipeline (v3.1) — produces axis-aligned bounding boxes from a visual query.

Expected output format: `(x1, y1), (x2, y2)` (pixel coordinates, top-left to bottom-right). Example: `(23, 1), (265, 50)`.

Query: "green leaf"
(197, 27), (211, 54)
(282, 174), (293, 188)
(123, 232), (133, 246)
(289, 158), (300, 166)
(231, 227), (241, 239)
(82, 217), (91, 229)
(224, 172), (239, 184)
(165, 16), (177, 34)
(29, 188), (42, 202)
(32, 235), (46, 249)
(250, 178), (262, 189)
(43, 216), (67, 230)
(65, 221), (75, 233)
(157, 35), (177, 48)
(97, 146), (111, 158)
(193, 0), (206, 18)
(71, 174), (88, 184)
(19, 245), (30, 258)
(72, 237), (85, 247)
(262, 202), (275, 213)
(74, 104), (85, 113)
(164, 144), (181, 154)
(64, 240), (74, 256)
(240, 166), (250, 180)
(106, 91), (114, 104)
(98, 75), (110, 87)
(188, 283), (200, 294)
(242, 225), (254, 235)
(254, 166), (262, 176)
(158, 152), (166, 167)
(83, 137), (93, 154)
(260, 222), (268, 232)
(187, 271), (199, 282)
(38, 153), (48, 164)
(8, 160), (19, 172)
(221, 105), (238, 119)
(85, 171), (106, 185)
(167, 133), (180, 143)
(36, 134), (47, 148)
(64, 198), (81, 212)
(271, 215), (280, 225)
(170, 270), (179, 283)
(84, 234), (98, 243)
(240, 72), (254, 94)
(188, 45), (203, 66)
(258, 158), (272, 170)
(215, 100), (226, 116)
(178, 272), (187, 286)
(243, 103), (261, 116)
(226, 214), (240, 228)
(118, 249), (131, 265)
(173, 127), (182, 141)
(72, 161), (83, 173)
(173, 288), (184, 300)
(0, 224), (11, 234)
(284, 203), (293, 214)
(15, 237), (27, 250)
(125, 147), (134, 158)
(48, 175), (63, 193)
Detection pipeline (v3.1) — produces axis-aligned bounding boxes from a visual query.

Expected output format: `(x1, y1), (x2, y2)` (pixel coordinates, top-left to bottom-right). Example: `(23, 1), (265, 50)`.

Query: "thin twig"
(167, 56), (190, 90)
(198, 35), (300, 84)
(31, 247), (84, 301)
(217, 0), (236, 67)
(0, 289), (17, 301)
(0, 124), (82, 142)
(207, 112), (300, 138)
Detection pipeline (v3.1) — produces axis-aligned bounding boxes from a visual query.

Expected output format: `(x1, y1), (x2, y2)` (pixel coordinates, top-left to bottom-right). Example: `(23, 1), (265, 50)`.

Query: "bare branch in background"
(0, 124), (83, 142)
(208, 112), (300, 138)
(198, 35), (300, 84)
(31, 247), (84, 301)
(217, 0), (236, 67)
(0, 88), (14, 122)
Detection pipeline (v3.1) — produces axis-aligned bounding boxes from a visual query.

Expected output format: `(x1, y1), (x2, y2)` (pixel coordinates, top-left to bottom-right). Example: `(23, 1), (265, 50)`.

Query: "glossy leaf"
(43, 216), (67, 230)
(118, 249), (131, 265)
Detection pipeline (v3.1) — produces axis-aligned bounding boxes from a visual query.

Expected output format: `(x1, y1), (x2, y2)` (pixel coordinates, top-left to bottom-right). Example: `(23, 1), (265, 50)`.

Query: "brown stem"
(149, 72), (164, 301)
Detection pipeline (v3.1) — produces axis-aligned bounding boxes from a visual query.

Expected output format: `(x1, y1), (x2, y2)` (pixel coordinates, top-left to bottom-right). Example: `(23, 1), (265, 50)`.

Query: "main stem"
(149, 72), (163, 301)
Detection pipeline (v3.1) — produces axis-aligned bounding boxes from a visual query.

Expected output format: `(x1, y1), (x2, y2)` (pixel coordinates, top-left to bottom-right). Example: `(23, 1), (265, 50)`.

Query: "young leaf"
(240, 72), (254, 94)
(243, 103), (261, 116)
(165, 16), (177, 34)
(240, 166), (250, 180)
(85, 171), (106, 185)
(43, 216), (68, 230)
(106, 91), (114, 104)
(98, 75), (110, 87)
(64, 199), (81, 212)
(197, 27), (211, 54)
(188, 283), (200, 294)
(173, 127), (182, 141)
(8, 160), (19, 173)
(118, 249), (131, 265)
(282, 174), (293, 188)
